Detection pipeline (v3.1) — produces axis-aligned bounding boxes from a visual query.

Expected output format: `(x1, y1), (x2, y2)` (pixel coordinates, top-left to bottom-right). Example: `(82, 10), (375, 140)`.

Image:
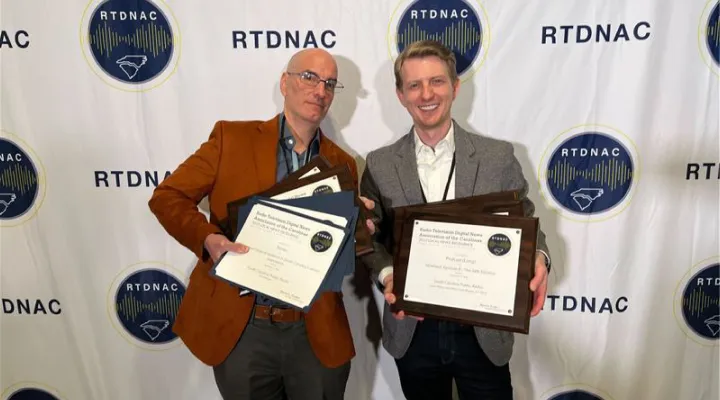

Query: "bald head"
(286, 48), (338, 76)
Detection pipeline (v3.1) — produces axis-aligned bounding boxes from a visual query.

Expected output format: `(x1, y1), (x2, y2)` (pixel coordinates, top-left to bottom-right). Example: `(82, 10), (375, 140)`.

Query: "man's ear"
(452, 78), (460, 100)
(280, 73), (288, 96)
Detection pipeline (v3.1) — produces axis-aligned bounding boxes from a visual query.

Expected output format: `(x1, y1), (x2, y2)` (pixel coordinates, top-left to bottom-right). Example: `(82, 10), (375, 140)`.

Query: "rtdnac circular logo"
(548, 391), (604, 400)
(538, 125), (639, 222)
(81, 0), (180, 91)
(388, 0), (490, 80)
(312, 185), (333, 195)
(700, 0), (720, 76)
(487, 233), (511, 256)
(311, 231), (333, 252)
(109, 263), (186, 349)
(541, 385), (611, 400)
(6, 389), (58, 400)
(2, 384), (62, 400)
(675, 256), (719, 346)
(0, 132), (46, 228)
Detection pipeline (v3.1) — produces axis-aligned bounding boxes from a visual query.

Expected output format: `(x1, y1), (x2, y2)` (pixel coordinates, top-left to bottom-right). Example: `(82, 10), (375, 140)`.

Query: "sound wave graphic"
(116, 292), (181, 321)
(709, 18), (720, 42)
(707, 9), (720, 46)
(0, 164), (37, 194)
(547, 159), (632, 191)
(397, 20), (481, 54)
(89, 21), (172, 58)
(684, 288), (719, 317)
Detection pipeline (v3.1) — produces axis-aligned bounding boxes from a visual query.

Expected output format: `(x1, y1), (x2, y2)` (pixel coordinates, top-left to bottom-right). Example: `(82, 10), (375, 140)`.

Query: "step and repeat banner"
(1, 0), (718, 399)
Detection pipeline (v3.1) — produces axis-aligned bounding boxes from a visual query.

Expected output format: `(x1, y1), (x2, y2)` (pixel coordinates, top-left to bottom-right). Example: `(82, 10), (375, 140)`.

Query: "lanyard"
(280, 116), (312, 173)
(289, 150), (309, 173)
(420, 152), (456, 203)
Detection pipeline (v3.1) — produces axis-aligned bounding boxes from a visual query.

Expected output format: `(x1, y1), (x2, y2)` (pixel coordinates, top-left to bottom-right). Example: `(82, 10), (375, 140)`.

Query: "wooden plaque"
(283, 155), (376, 257)
(389, 191), (520, 256)
(284, 155), (333, 181)
(390, 211), (538, 334)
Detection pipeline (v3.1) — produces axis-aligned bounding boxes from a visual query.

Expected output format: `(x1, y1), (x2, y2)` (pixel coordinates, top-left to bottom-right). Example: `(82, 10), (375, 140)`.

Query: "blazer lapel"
(252, 115), (280, 192)
(394, 130), (424, 205)
(453, 121), (480, 199)
(318, 130), (338, 164)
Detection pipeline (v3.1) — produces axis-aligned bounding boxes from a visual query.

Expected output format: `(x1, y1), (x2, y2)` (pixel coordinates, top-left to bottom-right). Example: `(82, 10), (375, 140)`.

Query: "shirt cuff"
(536, 250), (551, 270)
(378, 266), (393, 287)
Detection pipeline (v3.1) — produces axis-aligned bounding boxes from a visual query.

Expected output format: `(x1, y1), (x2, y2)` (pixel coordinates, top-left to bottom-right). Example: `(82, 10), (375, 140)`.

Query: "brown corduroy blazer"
(148, 114), (357, 368)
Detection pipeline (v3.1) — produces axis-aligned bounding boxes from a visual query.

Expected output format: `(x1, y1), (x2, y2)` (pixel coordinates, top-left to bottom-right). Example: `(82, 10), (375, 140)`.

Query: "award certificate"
(213, 203), (345, 308)
(403, 220), (522, 317)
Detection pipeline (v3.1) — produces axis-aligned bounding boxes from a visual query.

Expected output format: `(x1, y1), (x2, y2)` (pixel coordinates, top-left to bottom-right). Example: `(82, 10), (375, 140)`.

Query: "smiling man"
(148, 48), (362, 400)
(360, 40), (552, 399)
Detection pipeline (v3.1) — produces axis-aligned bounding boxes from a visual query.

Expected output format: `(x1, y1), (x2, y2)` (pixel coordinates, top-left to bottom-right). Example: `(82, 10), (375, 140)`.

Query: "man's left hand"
(529, 253), (549, 317)
(359, 195), (376, 235)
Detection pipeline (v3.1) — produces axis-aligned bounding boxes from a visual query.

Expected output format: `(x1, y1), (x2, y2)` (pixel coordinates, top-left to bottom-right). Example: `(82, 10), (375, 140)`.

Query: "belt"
(253, 305), (304, 323)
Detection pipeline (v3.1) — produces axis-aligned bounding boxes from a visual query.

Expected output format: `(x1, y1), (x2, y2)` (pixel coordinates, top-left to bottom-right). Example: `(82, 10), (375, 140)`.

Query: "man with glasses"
(148, 48), (367, 400)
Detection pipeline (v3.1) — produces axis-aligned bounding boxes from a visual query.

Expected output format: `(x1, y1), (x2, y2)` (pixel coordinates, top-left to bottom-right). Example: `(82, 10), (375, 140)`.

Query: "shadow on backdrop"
(458, 68), (567, 400)
(505, 139), (567, 400)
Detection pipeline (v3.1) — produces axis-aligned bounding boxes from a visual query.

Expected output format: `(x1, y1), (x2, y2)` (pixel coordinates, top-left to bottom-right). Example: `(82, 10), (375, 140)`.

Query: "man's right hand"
(382, 273), (423, 321)
(204, 233), (249, 262)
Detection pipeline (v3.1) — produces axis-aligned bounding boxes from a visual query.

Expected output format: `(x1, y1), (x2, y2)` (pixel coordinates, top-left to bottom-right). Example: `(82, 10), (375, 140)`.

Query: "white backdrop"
(1, 0), (719, 399)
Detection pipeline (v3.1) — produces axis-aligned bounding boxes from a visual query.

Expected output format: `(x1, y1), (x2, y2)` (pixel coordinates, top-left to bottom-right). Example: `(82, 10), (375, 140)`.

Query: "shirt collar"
(280, 113), (321, 154)
(413, 123), (455, 156)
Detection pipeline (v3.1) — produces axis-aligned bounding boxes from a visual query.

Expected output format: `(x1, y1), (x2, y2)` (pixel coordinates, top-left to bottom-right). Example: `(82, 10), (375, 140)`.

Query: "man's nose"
(421, 83), (433, 100)
(313, 82), (329, 99)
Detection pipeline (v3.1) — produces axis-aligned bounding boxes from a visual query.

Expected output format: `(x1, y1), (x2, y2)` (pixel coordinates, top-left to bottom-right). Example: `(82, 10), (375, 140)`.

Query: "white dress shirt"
(416, 125), (456, 203)
(377, 125), (550, 287)
(378, 126), (457, 285)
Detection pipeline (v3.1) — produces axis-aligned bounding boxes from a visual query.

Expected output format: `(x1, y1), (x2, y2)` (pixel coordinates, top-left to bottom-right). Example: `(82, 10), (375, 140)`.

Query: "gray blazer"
(359, 120), (550, 367)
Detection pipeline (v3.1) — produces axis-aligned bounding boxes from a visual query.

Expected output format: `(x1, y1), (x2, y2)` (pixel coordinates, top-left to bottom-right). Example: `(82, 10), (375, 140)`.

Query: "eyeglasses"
(287, 71), (344, 92)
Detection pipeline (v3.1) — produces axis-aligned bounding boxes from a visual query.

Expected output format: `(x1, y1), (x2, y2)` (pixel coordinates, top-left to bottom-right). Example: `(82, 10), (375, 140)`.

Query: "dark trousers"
(212, 311), (350, 399)
(395, 319), (513, 400)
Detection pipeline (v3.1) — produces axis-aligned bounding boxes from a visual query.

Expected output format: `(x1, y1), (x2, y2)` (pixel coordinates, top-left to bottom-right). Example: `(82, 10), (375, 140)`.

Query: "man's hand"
(204, 233), (249, 262)
(382, 273), (423, 321)
(359, 195), (377, 235)
(529, 253), (549, 317)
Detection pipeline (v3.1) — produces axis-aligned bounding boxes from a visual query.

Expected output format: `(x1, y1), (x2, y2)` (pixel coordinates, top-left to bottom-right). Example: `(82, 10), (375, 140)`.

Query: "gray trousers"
(212, 315), (351, 400)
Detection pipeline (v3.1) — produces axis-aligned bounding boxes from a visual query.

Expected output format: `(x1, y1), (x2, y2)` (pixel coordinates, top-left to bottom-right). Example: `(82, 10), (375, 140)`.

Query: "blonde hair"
(394, 40), (458, 90)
